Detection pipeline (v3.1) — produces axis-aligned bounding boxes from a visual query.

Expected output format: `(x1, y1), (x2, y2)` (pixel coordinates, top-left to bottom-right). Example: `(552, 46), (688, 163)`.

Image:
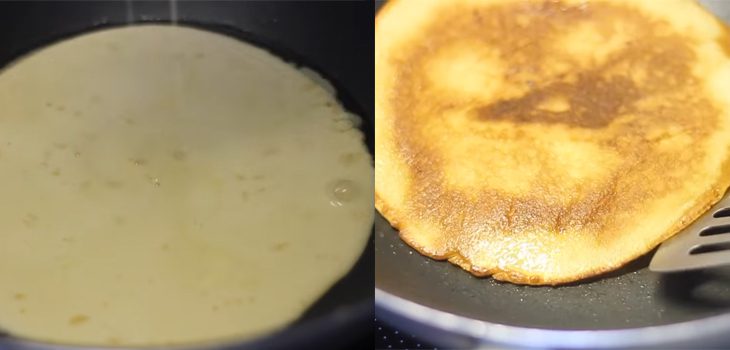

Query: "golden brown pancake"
(375, 0), (730, 285)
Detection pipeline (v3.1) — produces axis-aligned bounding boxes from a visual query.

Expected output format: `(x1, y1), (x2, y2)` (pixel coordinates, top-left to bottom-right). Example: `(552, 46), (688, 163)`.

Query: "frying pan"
(375, 1), (730, 348)
(0, 1), (373, 349)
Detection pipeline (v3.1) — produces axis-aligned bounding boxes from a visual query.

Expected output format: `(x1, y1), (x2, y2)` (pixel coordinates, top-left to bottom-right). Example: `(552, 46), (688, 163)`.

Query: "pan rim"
(376, 288), (730, 348)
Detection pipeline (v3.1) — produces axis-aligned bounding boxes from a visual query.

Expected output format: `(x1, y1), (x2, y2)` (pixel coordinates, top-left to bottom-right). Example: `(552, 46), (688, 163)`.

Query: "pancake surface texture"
(0, 25), (373, 345)
(375, 0), (730, 285)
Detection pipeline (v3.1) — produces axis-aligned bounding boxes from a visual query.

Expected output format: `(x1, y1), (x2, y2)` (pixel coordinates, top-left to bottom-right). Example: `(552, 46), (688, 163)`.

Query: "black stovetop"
(374, 318), (438, 350)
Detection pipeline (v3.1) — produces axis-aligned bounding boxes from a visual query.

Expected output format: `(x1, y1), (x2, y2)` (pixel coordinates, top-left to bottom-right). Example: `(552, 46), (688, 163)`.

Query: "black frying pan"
(0, 1), (373, 349)
(375, 1), (730, 348)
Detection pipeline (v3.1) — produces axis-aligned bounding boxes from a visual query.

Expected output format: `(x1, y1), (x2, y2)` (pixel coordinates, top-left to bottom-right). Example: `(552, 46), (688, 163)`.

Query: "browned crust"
(375, 0), (730, 285)
(377, 174), (730, 285)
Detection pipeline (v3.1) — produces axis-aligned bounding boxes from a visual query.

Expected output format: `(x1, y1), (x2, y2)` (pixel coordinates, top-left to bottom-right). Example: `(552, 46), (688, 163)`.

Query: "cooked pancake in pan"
(375, 0), (730, 285)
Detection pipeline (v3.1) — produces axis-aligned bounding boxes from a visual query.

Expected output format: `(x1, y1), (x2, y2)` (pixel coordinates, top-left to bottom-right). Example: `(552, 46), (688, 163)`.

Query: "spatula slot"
(699, 224), (730, 236)
(689, 242), (730, 255)
(713, 208), (730, 218)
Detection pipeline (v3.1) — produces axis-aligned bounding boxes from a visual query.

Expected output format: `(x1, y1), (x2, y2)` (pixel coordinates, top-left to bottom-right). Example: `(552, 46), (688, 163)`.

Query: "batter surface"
(0, 25), (373, 345)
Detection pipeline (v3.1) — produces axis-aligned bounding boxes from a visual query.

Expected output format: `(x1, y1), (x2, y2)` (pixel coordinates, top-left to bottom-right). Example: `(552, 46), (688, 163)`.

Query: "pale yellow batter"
(0, 25), (373, 346)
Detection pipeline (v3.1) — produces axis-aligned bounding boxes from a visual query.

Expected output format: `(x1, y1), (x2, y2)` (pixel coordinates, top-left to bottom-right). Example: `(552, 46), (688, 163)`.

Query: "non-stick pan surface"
(0, 1), (373, 349)
(375, 1), (730, 348)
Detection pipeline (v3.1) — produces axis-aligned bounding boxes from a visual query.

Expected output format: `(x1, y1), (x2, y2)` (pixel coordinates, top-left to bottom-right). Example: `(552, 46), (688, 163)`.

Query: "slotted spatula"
(650, 193), (730, 272)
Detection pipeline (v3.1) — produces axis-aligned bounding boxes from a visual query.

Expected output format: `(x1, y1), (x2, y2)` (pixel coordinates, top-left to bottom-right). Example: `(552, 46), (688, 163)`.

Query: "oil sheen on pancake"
(0, 25), (373, 345)
(375, 0), (730, 285)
